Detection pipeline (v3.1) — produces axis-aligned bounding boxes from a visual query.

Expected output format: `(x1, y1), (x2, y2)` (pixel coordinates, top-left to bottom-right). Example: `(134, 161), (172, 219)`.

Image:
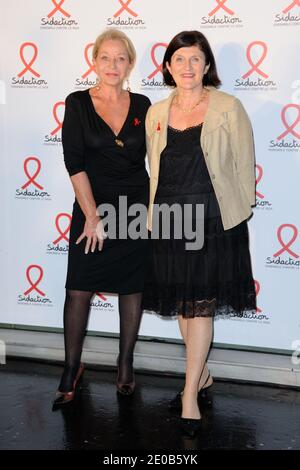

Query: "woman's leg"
(58, 289), (93, 392)
(181, 316), (213, 419)
(178, 315), (212, 390)
(118, 292), (143, 384)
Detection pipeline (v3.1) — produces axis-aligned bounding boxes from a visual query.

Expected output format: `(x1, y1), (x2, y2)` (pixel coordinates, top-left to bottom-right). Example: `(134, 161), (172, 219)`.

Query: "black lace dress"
(142, 124), (256, 318)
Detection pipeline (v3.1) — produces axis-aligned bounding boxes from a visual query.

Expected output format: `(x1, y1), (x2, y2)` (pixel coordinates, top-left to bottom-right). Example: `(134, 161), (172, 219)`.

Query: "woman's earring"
(96, 76), (100, 90)
(126, 78), (131, 92)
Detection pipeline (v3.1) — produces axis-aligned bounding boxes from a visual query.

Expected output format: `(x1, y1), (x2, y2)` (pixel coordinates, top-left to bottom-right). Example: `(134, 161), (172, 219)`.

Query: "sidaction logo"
(229, 280), (270, 322)
(44, 101), (65, 145)
(269, 104), (300, 151)
(11, 42), (48, 88)
(40, 0), (79, 29)
(15, 157), (51, 200)
(141, 43), (168, 89)
(200, 0), (243, 28)
(107, 0), (146, 29)
(254, 164), (272, 210)
(274, 0), (300, 26)
(249, 280), (270, 322)
(234, 41), (277, 90)
(47, 213), (71, 255)
(75, 44), (97, 89)
(18, 265), (52, 306)
(91, 292), (114, 310)
(266, 224), (300, 269)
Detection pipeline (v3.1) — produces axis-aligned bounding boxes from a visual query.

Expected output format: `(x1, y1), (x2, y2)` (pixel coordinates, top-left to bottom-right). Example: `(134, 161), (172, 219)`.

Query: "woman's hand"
(76, 215), (107, 254)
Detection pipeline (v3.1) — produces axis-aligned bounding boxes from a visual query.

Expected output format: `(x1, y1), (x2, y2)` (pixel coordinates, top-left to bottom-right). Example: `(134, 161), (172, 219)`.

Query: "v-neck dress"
(62, 89), (151, 293)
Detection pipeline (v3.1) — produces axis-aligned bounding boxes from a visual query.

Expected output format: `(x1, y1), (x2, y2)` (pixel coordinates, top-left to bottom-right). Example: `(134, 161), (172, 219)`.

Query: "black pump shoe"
(52, 363), (84, 411)
(169, 374), (213, 410)
(180, 417), (202, 438)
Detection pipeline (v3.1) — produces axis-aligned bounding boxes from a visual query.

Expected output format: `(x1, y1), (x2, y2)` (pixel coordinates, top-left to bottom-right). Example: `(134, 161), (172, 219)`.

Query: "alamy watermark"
(96, 196), (204, 251)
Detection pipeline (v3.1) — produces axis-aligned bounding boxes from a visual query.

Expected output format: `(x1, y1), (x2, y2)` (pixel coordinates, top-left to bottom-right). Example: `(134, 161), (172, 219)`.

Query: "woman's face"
(93, 39), (132, 87)
(166, 45), (209, 90)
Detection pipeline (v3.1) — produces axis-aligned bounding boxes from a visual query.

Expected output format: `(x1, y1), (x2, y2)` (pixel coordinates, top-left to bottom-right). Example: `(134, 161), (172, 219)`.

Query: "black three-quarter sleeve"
(62, 93), (85, 176)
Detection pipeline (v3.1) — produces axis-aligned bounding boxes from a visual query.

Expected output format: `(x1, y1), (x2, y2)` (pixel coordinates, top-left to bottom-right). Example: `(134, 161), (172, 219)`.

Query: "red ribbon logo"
(53, 213), (72, 244)
(47, 0), (71, 18)
(274, 224), (299, 258)
(277, 104), (300, 141)
(24, 265), (46, 296)
(113, 0), (138, 18)
(18, 42), (40, 78)
(254, 280), (262, 313)
(82, 43), (96, 79)
(21, 157), (43, 190)
(283, 0), (300, 13)
(255, 165), (264, 200)
(148, 43), (168, 79)
(95, 292), (107, 301)
(208, 0), (234, 16)
(50, 101), (65, 135)
(242, 41), (269, 79)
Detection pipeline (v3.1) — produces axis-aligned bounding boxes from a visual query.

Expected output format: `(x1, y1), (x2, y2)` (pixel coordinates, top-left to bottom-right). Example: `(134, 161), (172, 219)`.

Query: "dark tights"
(58, 289), (143, 392)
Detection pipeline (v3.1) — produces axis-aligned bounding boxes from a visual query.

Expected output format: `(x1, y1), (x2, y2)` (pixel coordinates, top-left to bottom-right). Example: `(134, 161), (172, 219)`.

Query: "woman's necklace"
(174, 88), (208, 113)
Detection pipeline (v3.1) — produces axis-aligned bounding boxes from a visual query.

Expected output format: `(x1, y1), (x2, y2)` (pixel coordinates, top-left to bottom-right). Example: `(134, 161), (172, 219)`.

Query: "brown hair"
(163, 30), (221, 88)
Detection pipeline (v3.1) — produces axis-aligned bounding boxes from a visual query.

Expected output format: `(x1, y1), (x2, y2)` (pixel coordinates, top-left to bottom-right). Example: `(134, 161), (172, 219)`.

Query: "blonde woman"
(53, 29), (151, 408)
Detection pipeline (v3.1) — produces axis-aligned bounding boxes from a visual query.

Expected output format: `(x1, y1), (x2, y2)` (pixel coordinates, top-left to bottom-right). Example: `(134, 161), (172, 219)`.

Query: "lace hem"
(142, 281), (257, 319)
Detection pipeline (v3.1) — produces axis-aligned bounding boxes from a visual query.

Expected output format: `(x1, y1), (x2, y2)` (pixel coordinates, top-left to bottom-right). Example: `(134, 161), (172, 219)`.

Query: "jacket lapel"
(201, 87), (226, 138)
(157, 91), (176, 155)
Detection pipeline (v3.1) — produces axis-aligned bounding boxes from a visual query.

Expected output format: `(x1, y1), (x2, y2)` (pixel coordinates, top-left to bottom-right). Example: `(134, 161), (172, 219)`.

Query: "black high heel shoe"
(52, 363), (84, 410)
(116, 355), (135, 396)
(180, 417), (202, 438)
(169, 373), (213, 410)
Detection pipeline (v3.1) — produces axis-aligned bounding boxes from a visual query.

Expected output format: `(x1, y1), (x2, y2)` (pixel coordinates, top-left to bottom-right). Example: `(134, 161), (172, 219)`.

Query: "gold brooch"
(115, 139), (124, 148)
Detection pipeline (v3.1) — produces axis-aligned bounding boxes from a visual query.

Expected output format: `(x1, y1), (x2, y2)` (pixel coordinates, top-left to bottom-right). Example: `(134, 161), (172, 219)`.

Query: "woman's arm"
(70, 171), (105, 253)
(229, 98), (256, 206)
(62, 94), (105, 253)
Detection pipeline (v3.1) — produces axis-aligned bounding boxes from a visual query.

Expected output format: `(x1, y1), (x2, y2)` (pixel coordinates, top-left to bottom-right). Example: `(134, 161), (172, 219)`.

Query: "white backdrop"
(1, 0), (300, 351)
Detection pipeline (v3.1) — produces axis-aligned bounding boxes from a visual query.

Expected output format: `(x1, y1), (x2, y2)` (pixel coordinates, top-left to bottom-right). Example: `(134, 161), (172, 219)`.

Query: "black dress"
(142, 124), (256, 318)
(62, 90), (151, 294)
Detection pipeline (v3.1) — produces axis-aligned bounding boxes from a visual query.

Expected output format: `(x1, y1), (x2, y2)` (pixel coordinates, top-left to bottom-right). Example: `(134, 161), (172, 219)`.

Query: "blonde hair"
(92, 29), (136, 65)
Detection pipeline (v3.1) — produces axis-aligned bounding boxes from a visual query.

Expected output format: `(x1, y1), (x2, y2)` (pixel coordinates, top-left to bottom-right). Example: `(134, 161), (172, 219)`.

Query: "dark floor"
(0, 359), (299, 451)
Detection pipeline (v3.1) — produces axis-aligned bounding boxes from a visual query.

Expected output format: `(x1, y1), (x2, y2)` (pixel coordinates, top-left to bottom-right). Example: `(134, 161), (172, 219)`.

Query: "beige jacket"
(146, 86), (256, 231)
